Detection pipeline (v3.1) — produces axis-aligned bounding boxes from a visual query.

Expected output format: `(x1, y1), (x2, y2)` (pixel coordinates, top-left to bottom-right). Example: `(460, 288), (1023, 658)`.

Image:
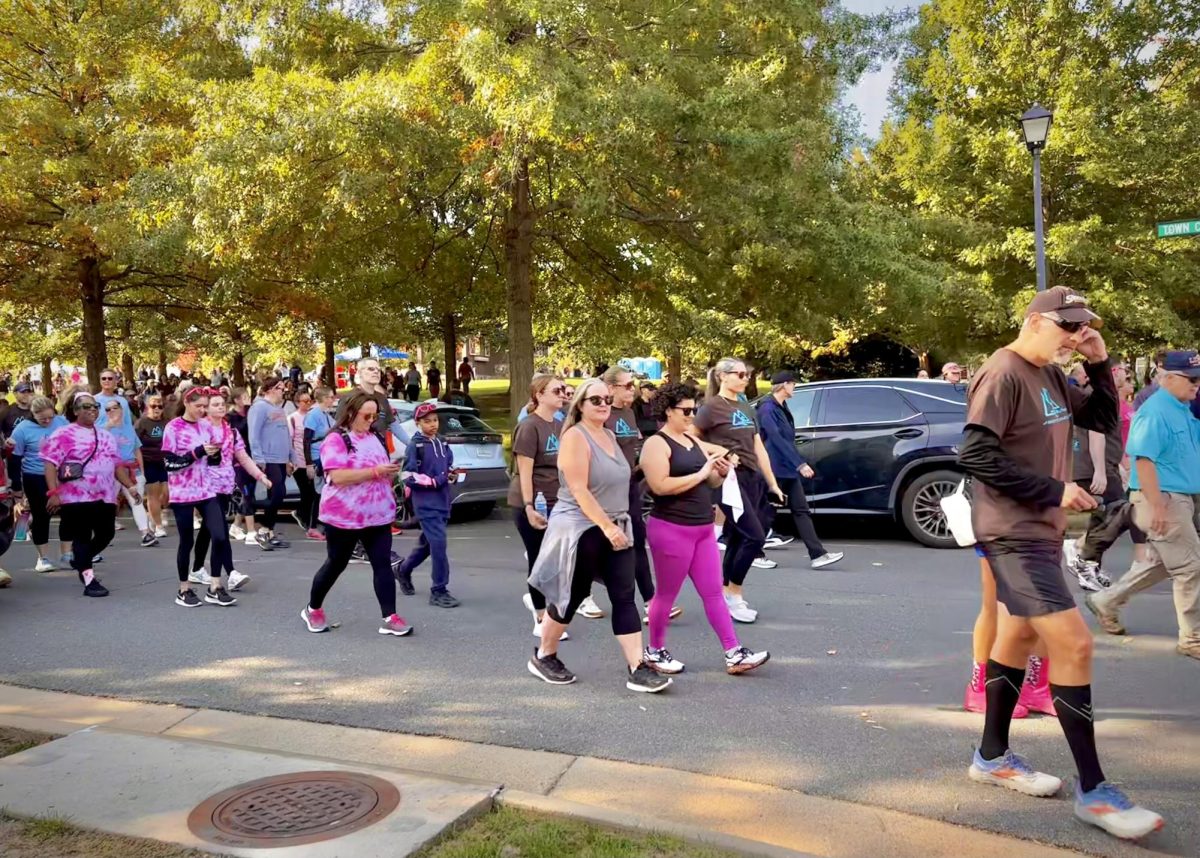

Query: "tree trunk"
(41, 357), (53, 395)
(668, 343), (681, 381)
(504, 156), (535, 415)
(157, 345), (167, 380)
(78, 257), (107, 385)
(323, 326), (336, 389)
(441, 312), (458, 383)
(230, 325), (246, 387)
(120, 318), (135, 384)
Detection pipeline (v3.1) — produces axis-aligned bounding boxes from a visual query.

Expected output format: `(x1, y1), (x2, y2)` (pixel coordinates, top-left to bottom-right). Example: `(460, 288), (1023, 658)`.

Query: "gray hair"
(706, 357), (744, 398)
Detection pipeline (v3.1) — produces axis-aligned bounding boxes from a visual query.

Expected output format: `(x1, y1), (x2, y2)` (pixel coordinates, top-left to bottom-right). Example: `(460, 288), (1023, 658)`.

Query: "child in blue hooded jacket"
(394, 403), (462, 606)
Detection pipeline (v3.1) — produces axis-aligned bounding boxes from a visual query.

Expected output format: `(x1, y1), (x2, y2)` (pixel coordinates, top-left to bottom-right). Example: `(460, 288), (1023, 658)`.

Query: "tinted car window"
(786, 388), (819, 427)
(819, 387), (917, 424)
(440, 412), (495, 435)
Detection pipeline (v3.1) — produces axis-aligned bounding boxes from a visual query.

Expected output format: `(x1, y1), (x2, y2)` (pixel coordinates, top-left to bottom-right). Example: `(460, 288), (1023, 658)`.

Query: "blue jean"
(399, 508), (451, 592)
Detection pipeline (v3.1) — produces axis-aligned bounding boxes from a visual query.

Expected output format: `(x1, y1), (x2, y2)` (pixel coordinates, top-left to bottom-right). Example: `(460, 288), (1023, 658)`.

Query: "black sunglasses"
(100, 375), (116, 381)
(582, 395), (614, 407)
(76, 403), (98, 411)
(671, 406), (697, 416)
(1041, 313), (1086, 334)
(549, 386), (569, 396)
(723, 370), (748, 379)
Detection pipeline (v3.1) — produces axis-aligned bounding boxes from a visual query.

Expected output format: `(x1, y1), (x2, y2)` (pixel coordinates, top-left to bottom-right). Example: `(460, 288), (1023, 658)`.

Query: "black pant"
(22, 473), (62, 546)
(460, 378), (470, 395)
(776, 476), (826, 559)
(405, 384), (420, 402)
(546, 526), (640, 635)
(173, 498), (230, 584)
(628, 479), (654, 602)
(192, 494), (234, 578)
(258, 462), (288, 529)
(59, 501), (115, 573)
(309, 523), (396, 617)
(294, 468), (318, 530)
(719, 468), (771, 586)
(514, 505), (548, 611)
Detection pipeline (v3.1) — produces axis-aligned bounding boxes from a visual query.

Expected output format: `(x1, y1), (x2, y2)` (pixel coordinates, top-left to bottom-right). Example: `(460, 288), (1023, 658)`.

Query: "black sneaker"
(254, 531), (274, 551)
(349, 545), (368, 564)
(175, 589), (202, 608)
(527, 647), (576, 685)
(82, 579), (109, 598)
(627, 662), (673, 693)
(429, 591), (461, 608)
(394, 563), (415, 596)
(140, 532), (159, 548)
(204, 587), (238, 607)
(268, 534), (290, 549)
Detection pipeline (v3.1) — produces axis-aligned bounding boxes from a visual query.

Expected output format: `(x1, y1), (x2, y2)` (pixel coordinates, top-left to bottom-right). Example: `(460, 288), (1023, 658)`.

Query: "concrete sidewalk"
(0, 683), (1091, 858)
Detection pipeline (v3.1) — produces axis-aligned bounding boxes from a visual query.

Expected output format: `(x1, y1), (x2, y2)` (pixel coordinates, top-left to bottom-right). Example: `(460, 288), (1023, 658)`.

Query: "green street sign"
(1157, 219), (1200, 238)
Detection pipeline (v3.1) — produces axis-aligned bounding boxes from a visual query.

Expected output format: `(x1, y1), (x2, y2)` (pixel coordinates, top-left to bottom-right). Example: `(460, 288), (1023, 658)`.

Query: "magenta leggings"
(646, 516), (739, 651)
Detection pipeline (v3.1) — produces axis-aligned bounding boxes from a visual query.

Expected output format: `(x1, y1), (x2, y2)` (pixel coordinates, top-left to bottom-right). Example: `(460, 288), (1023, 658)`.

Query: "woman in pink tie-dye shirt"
(42, 389), (141, 598)
(301, 390), (410, 637)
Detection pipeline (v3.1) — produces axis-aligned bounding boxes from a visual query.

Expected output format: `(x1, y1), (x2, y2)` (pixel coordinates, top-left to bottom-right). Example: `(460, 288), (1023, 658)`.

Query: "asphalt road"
(0, 512), (1196, 858)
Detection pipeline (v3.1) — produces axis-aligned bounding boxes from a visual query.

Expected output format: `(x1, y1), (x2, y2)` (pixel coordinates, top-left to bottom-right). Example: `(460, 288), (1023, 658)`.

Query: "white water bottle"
(534, 491), (547, 517)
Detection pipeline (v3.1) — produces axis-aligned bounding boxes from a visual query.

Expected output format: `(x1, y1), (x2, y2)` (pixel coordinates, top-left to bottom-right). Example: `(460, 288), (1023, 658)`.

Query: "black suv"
(767, 378), (967, 548)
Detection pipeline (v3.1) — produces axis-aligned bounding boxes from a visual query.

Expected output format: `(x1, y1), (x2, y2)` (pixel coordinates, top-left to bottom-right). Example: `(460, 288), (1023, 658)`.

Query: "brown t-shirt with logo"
(693, 395), (760, 472)
(967, 349), (1074, 542)
(507, 414), (563, 507)
(605, 406), (642, 471)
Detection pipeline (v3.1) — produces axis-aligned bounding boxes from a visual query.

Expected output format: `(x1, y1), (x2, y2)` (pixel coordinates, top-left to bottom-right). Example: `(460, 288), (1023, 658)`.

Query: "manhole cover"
(187, 770), (401, 848)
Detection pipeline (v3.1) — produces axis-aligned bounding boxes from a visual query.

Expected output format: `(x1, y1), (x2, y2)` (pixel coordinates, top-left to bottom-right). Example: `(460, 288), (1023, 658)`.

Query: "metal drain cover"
(187, 770), (401, 848)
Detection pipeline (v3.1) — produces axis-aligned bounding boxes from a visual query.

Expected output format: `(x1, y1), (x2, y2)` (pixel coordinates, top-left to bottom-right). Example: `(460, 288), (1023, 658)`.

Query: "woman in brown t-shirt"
(692, 358), (785, 624)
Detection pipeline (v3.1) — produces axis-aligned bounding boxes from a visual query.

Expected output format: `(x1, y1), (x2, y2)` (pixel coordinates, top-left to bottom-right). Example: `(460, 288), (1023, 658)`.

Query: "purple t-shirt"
(40, 423), (122, 505)
(318, 430), (396, 530)
(205, 419), (246, 497)
(163, 417), (216, 504)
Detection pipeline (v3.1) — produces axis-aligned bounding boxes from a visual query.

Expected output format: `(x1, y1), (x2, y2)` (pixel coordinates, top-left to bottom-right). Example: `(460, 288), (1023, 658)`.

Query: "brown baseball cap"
(1025, 286), (1101, 326)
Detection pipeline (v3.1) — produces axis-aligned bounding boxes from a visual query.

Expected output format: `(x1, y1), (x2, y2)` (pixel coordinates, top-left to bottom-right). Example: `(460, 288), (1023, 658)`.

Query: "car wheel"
(900, 469), (963, 549)
(451, 501), (496, 522)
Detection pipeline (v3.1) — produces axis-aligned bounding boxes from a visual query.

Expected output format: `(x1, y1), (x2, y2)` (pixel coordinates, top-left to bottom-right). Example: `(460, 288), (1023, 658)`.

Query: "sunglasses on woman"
(671, 406), (697, 416)
(611, 381), (635, 390)
(549, 386), (569, 396)
(582, 395), (614, 407)
(76, 403), (98, 411)
(724, 370), (748, 379)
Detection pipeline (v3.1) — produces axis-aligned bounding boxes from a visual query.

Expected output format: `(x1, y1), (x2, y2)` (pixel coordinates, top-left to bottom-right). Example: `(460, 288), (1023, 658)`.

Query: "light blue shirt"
(95, 392), (132, 427)
(1126, 387), (1200, 494)
(303, 407), (335, 463)
(11, 416), (68, 474)
(104, 422), (142, 465)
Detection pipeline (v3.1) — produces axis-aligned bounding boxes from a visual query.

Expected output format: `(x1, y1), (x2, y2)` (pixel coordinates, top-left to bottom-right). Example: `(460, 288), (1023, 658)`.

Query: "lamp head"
(1020, 103), (1053, 152)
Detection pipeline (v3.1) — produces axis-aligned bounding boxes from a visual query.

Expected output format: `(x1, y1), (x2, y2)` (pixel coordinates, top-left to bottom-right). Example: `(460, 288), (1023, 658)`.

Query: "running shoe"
(811, 551), (844, 569)
(243, 533), (259, 547)
(140, 532), (158, 547)
(716, 536), (726, 552)
(114, 521), (125, 531)
(193, 516), (202, 530)
(578, 595), (606, 618)
(301, 606), (328, 633)
(641, 603), (684, 623)
(188, 566), (212, 585)
(228, 570), (250, 592)
(523, 594), (569, 640)
(175, 589), (202, 608)
(642, 646), (685, 674)
(627, 662), (673, 693)
(1062, 538), (1080, 569)
(967, 748), (1062, 797)
(528, 647), (576, 685)
(82, 579), (108, 597)
(204, 587), (237, 606)
(394, 562), (415, 596)
(1074, 780), (1164, 840)
(1072, 558), (1107, 592)
(305, 528), (325, 541)
(58, 552), (73, 569)
(154, 526), (168, 539)
(1083, 593), (1126, 636)
(254, 531), (274, 551)
(349, 545), (369, 564)
(724, 594), (757, 623)
(963, 662), (1030, 718)
(429, 591), (461, 608)
(1017, 655), (1056, 716)
(34, 557), (56, 573)
(763, 531), (794, 550)
(750, 556), (777, 569)
(0, 569), (10, 588)
(268, 534), (290, 549)
(92, 554), (104, 563)
(379, 614), (413, 636)
(229, 524), (246, 540)
(291, 510), (306, 529)
(725, 646), (770, 674)
(390, 524), (403, 536)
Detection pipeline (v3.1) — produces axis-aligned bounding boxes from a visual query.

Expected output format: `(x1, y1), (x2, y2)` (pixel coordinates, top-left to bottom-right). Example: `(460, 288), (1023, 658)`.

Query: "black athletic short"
(979, 539), (1076, 617)
(143, 460), (168, 485)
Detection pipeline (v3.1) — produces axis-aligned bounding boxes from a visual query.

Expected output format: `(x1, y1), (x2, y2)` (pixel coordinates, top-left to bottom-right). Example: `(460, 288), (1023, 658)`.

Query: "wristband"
(524, 501), (534, 508)
(47, 487), (61, 497)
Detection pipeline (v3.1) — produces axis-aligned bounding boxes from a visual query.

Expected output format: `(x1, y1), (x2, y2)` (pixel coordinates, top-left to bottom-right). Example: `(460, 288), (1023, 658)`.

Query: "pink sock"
(81, 569), (95, 585)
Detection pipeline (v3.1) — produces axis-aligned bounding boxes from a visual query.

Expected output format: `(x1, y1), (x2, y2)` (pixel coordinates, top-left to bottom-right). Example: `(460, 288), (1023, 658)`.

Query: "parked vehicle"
(757, 378), (967, 548)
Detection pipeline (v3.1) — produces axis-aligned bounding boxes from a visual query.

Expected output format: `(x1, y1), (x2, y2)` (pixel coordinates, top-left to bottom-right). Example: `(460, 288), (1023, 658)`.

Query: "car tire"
(900, 469), (963, 549)
(451, 501), (496, 522)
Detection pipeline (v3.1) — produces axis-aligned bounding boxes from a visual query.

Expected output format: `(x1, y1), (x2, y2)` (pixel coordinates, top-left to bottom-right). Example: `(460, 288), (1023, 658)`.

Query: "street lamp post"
(1019, 104), (1053, 292)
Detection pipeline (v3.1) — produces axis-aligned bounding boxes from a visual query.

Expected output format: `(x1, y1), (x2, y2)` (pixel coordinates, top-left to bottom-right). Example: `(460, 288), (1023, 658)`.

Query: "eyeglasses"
(671, 406), (697, 416)
(147, 404), (163, 409)
(549, 386), (569, 396)
(612, 381), (635, 390)
(1040, 313), (1086, 334)
(582, 395), (614, 407)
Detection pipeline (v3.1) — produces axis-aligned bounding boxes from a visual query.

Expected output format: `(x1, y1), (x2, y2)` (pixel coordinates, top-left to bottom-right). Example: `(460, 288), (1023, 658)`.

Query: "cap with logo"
(14, 382), (33, 393)
(1025, 286), (1101, 325)
(1162, 350), (1200, 379)
(414, 402), (439, 421)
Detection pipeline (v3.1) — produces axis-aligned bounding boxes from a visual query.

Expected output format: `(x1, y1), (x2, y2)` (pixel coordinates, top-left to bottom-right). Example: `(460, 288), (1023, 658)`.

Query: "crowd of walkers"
(0, 313), (1193, 843)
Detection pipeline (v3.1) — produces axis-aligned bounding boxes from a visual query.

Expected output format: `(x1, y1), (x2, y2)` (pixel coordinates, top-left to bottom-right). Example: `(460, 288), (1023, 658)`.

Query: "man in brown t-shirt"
(958, 286), (1161, 838)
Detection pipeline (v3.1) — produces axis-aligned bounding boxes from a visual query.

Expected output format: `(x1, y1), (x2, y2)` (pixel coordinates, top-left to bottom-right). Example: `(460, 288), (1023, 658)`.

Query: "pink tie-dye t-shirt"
(205, 419), (246, 496)
(40, 423), (122, 505)
(163, 418), (216, 504)
(318, 430), (396, 529)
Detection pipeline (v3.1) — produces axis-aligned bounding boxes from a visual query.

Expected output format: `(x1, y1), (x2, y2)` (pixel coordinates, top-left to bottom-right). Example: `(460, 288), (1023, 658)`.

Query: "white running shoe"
(34, 557), (56, 573)
(188, 567), (212, 585)
(578, 595), (606, 618)
(244, 533), (258, 547)
(229, 524), (246, 540)
(968, 748), (1062, 797)
(811, 551), (844, 569)
(154, 526), (168, 538)
(763, 531), (794, 550)
(1062, 538), (1080, 570)
(643, 646), (685, 674)
(725, 594), (757, 623)
(725, 645), (770, 674)
(114, 521), (125, 531)
(228, 570), (250, 592)
(193, 517), (202, 530)
(523, 593), (569, 640)
(751, 556), (777, 569)
(1074, 779), (1164, 840)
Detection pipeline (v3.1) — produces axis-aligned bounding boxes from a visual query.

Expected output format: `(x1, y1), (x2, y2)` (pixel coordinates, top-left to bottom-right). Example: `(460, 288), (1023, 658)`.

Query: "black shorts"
(143, 460), (168, 485)
(980, 539), (1076, 617)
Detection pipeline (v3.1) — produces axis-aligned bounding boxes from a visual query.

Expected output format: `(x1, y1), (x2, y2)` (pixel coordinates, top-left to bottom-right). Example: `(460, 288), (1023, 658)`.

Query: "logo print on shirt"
(730, 409), (755, 429)
(613, 418), (636, 437)
(1041, 388), (1069, 425)
(545, 434), (560, 454)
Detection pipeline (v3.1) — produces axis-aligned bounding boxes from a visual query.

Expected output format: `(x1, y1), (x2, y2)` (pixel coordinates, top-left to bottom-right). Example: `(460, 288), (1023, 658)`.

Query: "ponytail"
(707, 357), (741, 398)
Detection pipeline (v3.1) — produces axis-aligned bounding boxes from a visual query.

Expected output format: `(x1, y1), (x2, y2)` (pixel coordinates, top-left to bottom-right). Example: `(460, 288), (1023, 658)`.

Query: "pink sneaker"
(379, 614), (413, 636)
(306, 528), (326, 541)
(301, 606), (328, 633)
(964, 661), (1029, 718)
(1017, 655), (1057, 716)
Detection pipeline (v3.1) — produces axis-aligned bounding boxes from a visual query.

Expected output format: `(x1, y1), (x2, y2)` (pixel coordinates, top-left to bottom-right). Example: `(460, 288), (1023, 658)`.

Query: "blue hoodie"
(403, 431), (454, 513)
(757, 396), (806, 481)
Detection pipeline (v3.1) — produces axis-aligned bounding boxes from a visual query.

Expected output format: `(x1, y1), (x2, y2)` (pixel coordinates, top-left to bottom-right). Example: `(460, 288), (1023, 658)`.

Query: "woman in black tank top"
(639, 383), (769, 676)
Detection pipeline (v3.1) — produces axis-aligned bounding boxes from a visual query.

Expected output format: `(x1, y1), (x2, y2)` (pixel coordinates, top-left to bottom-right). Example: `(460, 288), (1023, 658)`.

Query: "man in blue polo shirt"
(1086, 350), (1200, 660)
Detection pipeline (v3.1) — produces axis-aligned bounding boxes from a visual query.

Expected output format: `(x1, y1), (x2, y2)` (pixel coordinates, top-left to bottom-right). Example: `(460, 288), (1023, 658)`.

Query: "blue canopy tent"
(334, 345), (409, 361)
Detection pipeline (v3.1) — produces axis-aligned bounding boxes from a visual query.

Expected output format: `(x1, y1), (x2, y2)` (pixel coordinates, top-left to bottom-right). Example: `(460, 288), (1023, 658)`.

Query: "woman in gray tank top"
(527, 379), (672, 693)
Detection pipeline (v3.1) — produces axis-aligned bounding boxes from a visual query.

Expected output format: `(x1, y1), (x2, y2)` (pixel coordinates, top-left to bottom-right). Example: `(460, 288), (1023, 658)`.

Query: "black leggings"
(309, 523), (397, 617)
(22, 473), (64, 546)
(628, 479), (654, 602)
(776, 476), (825, 559)
(514, 505), (549, 611)
(193, 494), (234, 577)
(719, 467), (772, 586)
(294, 467), (318, 530)
(59, 501), (116, 573)
(172, 498), (230, 584)
(258, 463), (288, 529)
(546, 526), (640, 635)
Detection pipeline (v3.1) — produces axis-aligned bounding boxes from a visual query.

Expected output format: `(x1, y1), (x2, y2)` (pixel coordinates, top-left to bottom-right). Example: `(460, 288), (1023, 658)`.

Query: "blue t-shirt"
(104, 422), (142, 466)
(303, 408), (335, 463)
(1126, 387), (1200, 494)
(95, 392), (133, 427)
(11, 416), (68, 474)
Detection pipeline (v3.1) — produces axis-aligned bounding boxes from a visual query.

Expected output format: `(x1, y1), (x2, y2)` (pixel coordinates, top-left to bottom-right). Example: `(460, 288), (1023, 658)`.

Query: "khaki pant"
(1094, 491), (1200, 647)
